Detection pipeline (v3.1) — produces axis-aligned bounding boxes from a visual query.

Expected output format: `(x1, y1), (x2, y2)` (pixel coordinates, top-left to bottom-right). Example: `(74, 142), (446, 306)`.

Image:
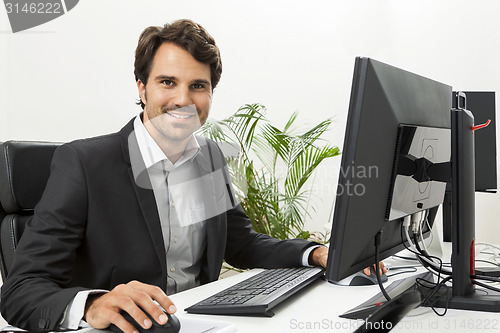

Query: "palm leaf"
(286, 145), (340, 197)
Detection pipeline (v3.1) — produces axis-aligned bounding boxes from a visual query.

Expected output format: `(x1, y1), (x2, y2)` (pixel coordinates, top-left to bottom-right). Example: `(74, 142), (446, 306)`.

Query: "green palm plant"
(199, 103), (340, 240)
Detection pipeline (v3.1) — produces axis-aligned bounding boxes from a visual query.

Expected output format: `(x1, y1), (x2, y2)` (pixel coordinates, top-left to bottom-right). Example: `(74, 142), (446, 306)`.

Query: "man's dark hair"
(134, 19), (222, 109)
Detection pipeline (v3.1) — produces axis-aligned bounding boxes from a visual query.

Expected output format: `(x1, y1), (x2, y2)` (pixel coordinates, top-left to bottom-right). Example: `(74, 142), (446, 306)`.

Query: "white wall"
(1, 0), (499, 244)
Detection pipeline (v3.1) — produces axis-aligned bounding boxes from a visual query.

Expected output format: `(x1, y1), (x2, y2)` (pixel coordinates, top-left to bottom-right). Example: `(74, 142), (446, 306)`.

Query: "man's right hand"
(84, 280), (176, 333)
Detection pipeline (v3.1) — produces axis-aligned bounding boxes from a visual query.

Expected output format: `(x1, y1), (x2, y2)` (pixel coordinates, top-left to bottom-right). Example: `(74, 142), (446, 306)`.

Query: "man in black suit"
(0, 19), (328, 333)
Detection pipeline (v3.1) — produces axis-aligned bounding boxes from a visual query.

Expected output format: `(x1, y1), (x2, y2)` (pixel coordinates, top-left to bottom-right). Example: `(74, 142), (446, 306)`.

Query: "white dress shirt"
(133, 115), (207, 295)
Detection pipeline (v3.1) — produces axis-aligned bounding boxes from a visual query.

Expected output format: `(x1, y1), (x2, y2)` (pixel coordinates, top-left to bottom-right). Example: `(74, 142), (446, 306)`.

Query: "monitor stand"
(425, 108), (500, 312)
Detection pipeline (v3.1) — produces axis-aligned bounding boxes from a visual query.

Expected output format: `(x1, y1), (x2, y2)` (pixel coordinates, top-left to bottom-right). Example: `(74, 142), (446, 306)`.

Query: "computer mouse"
(110, 310), (181, 333)
(334, 266), (388, 286)
(350, 266), (388, 286)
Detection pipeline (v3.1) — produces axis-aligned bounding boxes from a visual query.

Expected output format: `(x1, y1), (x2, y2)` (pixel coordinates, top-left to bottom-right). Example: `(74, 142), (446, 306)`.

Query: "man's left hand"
(309, 247), (387, 277)
(310, 246), (329, 268)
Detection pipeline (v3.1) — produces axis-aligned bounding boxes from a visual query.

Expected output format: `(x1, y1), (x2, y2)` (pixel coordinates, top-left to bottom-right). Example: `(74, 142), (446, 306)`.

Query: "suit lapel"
(120, 118), (167, 286)
(196, 139), (228, 283)
(203, 214), (226, 283)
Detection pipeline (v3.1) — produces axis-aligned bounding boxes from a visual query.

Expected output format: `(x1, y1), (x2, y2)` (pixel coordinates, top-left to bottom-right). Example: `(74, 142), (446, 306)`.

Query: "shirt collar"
(133, 114), (208, 172)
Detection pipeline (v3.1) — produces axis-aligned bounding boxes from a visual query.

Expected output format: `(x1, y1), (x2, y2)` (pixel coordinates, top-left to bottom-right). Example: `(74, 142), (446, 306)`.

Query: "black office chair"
(0, 140), (61, 280)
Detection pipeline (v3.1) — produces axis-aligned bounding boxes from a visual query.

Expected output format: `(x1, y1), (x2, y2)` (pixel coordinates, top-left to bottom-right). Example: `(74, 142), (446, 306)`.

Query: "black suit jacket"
(0, 117), (315, 331)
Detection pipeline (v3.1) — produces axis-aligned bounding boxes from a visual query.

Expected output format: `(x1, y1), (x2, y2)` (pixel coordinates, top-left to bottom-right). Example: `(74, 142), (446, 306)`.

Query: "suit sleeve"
(0, 144), (90, 331)
(224, 204), (318, 269)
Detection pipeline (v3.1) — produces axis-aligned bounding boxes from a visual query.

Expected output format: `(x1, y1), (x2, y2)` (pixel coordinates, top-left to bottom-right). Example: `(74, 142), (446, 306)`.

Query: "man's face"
(137, 42), (212, 146)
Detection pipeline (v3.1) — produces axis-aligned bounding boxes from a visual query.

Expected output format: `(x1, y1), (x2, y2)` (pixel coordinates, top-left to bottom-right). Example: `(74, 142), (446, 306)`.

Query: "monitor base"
(423, 287), (500, 313)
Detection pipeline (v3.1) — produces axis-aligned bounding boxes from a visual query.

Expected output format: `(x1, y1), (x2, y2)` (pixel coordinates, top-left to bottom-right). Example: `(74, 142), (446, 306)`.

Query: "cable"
(471, 274), (500, 284)
(475, 259), (500, 268)
(405, 215), (500, 314)
(400, 217), (455, 316)
(476, 279), (500, 292)
(475, 259), (500, 266)
(410, 211), (423, 235)
(476, 242), (500, 254)
(417, 275), (452, 316)
(392, 254), (419, 261)
(398, 212), (500, 316)
(472, 280), (500, 293)
(401, 218), (451, 277)
(475, 242), (500, 274)
(386, 266), (418, 278)
(374, 231), (391, 301)
(418, 210), (432, 254)
(411, 213), (451, 275)
(398, 214), (456, 316)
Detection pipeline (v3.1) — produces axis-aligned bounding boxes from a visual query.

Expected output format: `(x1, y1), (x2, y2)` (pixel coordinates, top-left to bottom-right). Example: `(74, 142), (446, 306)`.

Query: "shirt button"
(173, 237), (178, 243)
(171, 201), (176, 207)
(170, 267), (176, 272)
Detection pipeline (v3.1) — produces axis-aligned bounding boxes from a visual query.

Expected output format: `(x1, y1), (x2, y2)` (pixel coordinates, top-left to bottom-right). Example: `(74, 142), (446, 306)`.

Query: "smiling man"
(138, 42), (212, 162)
(0, 19), (328, 333)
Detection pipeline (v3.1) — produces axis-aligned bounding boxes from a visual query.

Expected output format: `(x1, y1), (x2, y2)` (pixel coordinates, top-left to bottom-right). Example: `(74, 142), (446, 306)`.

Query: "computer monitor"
(325, 57), (451, 282)
(443, 91), (497, 242)
(326, 57), (500, 313)
(461, 91), (497, 193)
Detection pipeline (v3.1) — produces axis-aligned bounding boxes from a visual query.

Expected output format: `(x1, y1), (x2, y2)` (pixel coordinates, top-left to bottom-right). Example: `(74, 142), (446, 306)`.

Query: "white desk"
(163, 268), (500, 333)
(161, 239), (500, 333)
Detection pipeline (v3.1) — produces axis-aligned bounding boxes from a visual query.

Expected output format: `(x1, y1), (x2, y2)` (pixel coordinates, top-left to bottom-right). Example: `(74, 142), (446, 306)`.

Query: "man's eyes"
(192, 83), (206, 90)
(161, 80), (175, 86)
(159, 80), (207, 90)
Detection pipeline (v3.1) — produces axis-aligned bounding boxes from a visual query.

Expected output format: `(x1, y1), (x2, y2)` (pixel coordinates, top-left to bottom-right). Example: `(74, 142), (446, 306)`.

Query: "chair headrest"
(0, 141), (61, 213)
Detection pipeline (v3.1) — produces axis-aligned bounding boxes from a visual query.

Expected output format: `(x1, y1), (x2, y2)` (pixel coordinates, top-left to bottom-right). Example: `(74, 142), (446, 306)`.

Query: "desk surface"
(166, 268), (500, 333)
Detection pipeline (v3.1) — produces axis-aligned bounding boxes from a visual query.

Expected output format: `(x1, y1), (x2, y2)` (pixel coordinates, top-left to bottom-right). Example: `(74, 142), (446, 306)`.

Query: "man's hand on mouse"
(363, 262), (387, 276)
(84, 280), (176, 333)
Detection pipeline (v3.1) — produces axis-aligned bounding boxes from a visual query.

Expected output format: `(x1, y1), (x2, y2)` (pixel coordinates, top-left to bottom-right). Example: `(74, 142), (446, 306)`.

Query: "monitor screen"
(325, 57), (452, 282)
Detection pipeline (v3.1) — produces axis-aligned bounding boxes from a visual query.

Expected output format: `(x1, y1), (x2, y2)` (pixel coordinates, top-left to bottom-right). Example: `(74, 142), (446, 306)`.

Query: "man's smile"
(162, 104), (198, 120)
(166, 111), (196, 119)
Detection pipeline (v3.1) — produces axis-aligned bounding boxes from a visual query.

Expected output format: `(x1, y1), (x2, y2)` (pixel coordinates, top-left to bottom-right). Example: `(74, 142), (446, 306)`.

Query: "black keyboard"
(185, 267), (325, 317)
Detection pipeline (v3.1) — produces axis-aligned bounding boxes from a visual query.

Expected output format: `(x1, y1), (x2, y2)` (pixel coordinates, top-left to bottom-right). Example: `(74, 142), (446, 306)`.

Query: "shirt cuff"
(60, 289), (108, 329)
(302, 245), (323, 267)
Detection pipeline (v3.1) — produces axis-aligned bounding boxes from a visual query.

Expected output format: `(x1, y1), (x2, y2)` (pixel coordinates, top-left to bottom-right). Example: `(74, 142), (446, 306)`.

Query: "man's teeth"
(168, 112), (193, 119)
